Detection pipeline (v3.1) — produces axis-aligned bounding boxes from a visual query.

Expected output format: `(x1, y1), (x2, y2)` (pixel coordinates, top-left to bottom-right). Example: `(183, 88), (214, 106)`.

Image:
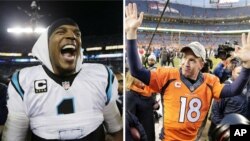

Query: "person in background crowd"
(153, 47), (161, 63)
(0, 82), (8, 136)
(126, 110), (147, 141)
(160, 47), (168, 66)
(147, 54), (157, 69)
(208, 59), (250, 140)
(126, 72), (156, 141)
(213, 57), (234, 83)
(167, 49), (175, 67)
(115, 71), (123, 116)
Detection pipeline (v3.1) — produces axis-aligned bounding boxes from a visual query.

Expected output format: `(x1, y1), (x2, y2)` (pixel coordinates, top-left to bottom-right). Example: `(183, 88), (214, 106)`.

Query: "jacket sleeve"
(126, 40), (150, 85)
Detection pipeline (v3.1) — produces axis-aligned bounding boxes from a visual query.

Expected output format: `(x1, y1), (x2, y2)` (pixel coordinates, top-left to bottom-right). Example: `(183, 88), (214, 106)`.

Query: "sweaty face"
(181, 49), (204, 80)
(48, 25), (81, 75)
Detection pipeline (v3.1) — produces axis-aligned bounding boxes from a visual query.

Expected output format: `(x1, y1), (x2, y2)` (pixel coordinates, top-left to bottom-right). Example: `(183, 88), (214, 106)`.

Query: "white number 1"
(179, 97), (201, 122)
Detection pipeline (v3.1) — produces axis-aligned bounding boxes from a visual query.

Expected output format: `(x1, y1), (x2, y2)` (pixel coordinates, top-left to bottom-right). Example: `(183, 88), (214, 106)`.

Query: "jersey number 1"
(179, 97), (201, 122)
(57, 98), (74, 114)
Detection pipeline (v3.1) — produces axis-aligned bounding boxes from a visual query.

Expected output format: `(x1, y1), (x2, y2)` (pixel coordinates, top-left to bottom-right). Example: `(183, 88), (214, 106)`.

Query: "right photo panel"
(125, 0), (250, 141)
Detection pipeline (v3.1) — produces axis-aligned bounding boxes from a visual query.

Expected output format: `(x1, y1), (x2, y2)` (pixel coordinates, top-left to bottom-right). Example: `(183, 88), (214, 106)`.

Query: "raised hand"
(125, 3), (144, 39)
(235, 32), (250, 68)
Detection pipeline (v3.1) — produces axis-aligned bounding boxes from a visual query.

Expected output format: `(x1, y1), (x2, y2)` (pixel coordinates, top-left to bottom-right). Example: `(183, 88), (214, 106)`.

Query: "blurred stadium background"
(0, 0), (123, 84)
(128, 0), (250, 49)
(125, 0), (250, 70)
(126, 0), (250, 66)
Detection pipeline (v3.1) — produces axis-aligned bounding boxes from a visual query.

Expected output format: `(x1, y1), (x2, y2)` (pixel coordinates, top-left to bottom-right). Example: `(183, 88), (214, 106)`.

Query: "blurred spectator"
(160, 47), (169, 66)
(147, 54), (157, 69)
(153, 48), (161, 63)
(115, 71), (123, 116)
(209, 60), (250, 140)
(0, 76), (10, 86)
(138, 46), (145, 63)
(142, 48), (152, 68)
(126, 72), (156, 141)
(0, 82), (8, 137)
(201, 58), (213, 73)
(213, 57), (234, 83)
(126, 111), (147, 141)
(167, 50), (175, 67)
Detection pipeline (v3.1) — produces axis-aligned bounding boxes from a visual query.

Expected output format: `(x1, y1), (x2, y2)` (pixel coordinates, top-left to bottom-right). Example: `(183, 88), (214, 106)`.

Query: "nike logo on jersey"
(34, 79), (47, 93)
(174, 82), (181, 88)
(62, 81), (70, 90)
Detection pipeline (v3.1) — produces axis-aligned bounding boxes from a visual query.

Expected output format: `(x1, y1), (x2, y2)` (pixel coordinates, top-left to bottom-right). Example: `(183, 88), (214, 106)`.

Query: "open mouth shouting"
(60, 45), (77, 63)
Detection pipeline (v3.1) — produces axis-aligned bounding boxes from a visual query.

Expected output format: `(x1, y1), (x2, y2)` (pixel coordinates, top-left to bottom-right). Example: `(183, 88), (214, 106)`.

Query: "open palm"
(237, 33), (250, 61)
(125, 3), (143, 33)
(235, 32), (250, 68)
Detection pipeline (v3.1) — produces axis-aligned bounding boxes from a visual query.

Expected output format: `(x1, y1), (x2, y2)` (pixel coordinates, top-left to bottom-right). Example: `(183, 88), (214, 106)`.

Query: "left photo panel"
(0, 1), (123, 141)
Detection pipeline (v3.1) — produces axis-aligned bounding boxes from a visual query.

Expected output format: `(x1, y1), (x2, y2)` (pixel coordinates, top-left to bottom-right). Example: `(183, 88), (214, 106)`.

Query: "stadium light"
(11, 58), (39, 63)
(86, 47), (102, 51)
(106, 45), (123, 50)
(7, 27), (46, 34)
(7, 27), (32, 34)
(0, 52), (22, 57)
(96, 53), (123, 58)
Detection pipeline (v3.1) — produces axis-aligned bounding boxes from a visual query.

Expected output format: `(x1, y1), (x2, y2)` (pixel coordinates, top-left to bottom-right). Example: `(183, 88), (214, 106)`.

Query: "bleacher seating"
(130, 0), (250, 18)
(141, 21), (250, 31)
(137, 32), (240, 49)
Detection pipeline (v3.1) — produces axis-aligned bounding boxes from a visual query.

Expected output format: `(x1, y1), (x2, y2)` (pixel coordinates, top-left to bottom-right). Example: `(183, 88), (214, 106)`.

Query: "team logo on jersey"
(62, 81), (70, 90)
(174, 82), (181, 88)
(190, 86), (194, 91)
(34, 79), (47, 93)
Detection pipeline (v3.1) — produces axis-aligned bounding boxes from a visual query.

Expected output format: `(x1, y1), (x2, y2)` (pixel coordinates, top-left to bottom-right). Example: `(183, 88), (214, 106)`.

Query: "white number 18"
(179, 97), (201, 122)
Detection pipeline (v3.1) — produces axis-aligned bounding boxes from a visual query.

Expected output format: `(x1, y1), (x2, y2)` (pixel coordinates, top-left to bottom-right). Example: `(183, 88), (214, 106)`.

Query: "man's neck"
(181, 69), (200, 84)
(42, 65), (79, 89)
(186, 77), (197, 84)
(184, 73), (199, 83)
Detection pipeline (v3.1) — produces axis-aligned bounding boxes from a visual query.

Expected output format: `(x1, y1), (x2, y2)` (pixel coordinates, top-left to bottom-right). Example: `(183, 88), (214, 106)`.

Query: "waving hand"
(235, 32), (250, 68)
(125, 3), (144, 39)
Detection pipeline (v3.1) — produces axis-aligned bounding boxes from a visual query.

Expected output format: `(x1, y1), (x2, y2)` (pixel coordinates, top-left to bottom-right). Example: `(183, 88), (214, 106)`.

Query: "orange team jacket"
(129, 84), (153, 97)
(147, 67), (224, 141)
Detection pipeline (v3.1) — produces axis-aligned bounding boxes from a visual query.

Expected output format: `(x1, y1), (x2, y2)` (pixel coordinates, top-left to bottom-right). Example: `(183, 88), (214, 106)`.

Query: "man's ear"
(199, 60), (205, 70)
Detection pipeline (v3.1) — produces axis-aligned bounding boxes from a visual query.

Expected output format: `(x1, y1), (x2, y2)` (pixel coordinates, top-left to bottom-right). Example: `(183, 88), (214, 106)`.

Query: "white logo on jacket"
(174, 82), (181, 88)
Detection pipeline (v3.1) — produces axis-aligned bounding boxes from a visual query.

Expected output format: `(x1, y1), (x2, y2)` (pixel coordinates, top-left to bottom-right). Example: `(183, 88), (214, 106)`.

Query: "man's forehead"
(48, 18), (80, 37)
(55, 25), (80, 31)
